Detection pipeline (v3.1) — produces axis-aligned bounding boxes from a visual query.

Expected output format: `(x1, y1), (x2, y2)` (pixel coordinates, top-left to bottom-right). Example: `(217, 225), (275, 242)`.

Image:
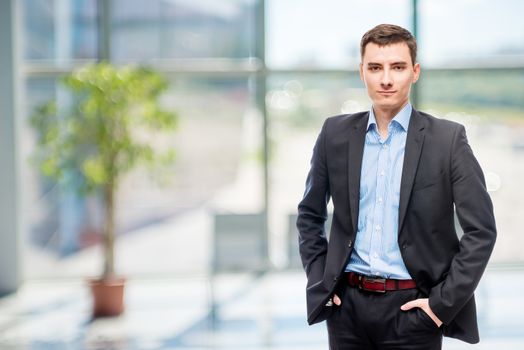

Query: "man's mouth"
(378, 91), (396, 95)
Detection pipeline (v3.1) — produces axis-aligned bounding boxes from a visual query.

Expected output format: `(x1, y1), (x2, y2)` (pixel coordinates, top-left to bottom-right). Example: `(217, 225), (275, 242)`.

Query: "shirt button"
(375, 272), (380, 276)
(378, 197), (383, 203)
(375, 225), (381, 231)
(373, 252), (378, 258)
(383, 144), (388, 149)
(380, 171), (385, 176)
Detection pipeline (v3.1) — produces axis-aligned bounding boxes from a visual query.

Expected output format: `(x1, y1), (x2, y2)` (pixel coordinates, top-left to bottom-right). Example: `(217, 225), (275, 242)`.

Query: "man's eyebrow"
(366, 61), (409, 67)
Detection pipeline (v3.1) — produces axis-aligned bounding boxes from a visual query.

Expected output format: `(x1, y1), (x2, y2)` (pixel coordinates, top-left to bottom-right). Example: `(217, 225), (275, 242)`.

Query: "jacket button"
(333, 276), (339, 283)
(402, 243), (407, 249)
(348, 240), (353, 247)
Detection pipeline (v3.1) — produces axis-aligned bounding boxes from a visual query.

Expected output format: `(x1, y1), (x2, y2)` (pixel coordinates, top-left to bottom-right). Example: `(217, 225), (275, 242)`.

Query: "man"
(297, 24), (496, 349)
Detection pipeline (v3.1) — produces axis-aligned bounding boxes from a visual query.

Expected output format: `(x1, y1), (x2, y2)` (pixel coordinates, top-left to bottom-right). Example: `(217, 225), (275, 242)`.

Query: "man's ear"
(412, 63), (421, 83)
(359, 63), (364, 81)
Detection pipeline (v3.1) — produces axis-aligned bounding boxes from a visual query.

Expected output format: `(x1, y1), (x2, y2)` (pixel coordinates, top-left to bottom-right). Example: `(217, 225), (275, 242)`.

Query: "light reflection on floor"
(0, 269), (523, 349)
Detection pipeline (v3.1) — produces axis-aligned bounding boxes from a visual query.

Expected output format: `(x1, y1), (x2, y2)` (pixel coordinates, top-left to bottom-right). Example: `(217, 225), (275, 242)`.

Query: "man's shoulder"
(415, 110), (464, 132)
(323, 111), (368, 130)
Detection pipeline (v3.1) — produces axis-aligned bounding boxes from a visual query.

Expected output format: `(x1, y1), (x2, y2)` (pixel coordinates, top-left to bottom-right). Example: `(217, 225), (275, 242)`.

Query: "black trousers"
(326, 282), (443, 350)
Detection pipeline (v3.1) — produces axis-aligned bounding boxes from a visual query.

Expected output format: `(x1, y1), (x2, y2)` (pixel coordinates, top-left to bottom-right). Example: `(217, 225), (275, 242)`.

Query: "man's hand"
(400, 298), (443, 327)
(333, 294), (342, 306)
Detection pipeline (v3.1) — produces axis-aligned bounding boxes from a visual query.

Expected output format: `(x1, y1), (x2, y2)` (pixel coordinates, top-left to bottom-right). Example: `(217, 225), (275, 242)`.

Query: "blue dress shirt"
(345, 103), (413, 279)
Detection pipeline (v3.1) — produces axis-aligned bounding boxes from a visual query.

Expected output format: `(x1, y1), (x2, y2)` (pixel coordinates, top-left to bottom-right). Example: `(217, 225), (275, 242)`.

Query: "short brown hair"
(360, 24), (417, 65)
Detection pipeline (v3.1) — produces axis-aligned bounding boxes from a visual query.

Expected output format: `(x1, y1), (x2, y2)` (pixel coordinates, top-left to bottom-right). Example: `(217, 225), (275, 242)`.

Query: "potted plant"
(30, 62), (177, 317)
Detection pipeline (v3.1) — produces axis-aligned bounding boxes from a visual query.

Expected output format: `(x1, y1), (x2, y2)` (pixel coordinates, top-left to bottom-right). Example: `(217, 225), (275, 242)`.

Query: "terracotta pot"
(88, 277), (126, 317)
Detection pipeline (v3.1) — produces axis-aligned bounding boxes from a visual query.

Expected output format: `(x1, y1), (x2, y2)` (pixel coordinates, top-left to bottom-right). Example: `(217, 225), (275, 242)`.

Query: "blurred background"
(0, 0), (523, 349)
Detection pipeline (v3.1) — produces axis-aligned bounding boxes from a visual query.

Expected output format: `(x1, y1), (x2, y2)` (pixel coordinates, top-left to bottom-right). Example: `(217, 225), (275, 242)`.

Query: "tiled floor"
(0, 269), (523, 349)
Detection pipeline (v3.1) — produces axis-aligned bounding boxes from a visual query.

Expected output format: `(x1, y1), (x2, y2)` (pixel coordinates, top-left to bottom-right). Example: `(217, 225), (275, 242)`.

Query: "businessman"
(297, 24), (496, 349)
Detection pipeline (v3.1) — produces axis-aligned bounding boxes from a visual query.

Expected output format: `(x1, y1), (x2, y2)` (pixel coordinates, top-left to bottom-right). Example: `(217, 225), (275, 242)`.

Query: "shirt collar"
(367, 102), (412, 132)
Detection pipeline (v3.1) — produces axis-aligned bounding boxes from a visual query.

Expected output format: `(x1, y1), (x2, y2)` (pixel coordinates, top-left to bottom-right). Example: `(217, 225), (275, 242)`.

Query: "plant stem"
(103, 181), (115, 278)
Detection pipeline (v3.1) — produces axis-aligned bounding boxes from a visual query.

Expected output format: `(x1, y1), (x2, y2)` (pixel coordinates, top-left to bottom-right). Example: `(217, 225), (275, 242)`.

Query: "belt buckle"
(359, 275), (386, 293)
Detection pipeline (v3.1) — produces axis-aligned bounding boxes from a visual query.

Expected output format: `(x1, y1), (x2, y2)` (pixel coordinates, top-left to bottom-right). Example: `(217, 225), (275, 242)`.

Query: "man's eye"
(394, 66), (405, 70)
(369, 66), (380, 71)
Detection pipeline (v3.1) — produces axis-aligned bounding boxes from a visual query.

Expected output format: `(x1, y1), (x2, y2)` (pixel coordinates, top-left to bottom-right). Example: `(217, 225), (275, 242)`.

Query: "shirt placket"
(369, 127), (392, 276)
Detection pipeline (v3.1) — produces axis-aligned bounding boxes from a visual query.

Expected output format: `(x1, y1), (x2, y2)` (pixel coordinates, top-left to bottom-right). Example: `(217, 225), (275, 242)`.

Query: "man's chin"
(373, 101), (402, 110)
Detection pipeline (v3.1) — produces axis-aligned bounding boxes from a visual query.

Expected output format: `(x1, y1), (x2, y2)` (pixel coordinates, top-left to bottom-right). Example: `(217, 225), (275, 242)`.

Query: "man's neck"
(372, 101), (409, 139)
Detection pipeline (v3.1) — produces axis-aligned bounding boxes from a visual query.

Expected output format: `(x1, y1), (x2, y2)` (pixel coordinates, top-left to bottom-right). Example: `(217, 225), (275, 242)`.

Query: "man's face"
(360, 42), (420, 112)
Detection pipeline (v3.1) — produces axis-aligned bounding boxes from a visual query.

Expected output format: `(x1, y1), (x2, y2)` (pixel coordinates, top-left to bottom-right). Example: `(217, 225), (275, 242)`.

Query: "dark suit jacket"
(297, 109), (496, 344)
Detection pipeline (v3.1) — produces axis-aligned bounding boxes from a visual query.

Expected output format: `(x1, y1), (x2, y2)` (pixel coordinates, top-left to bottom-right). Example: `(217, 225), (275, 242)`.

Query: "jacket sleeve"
(429, 124), (497, 324)
(297, 118), (331, 282)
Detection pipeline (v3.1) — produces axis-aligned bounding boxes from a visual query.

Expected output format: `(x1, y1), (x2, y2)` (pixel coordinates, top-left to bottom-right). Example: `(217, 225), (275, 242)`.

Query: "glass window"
(419, 0), (524, 67)
(267, 0), (411, 69)
(20, 0), (524, 281)
(267, 73), (365, 267)
(23, 0), (98, 61)
(418, 69), (524, 114)
(23, 76), (260, 278)
(111, 0), (257, 62)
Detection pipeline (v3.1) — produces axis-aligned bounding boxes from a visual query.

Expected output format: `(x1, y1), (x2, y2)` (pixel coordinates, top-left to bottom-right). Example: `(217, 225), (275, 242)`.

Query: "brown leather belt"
(346, 272), (417, 293)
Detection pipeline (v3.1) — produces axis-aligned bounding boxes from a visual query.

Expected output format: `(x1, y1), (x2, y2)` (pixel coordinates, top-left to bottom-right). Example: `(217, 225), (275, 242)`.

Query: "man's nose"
(381, 69), (393, 88)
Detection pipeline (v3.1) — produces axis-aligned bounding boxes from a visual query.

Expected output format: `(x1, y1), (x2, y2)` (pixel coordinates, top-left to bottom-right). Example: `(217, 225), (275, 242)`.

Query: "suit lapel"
(398, 109), (427, 234)
(347, 113), (369, 234)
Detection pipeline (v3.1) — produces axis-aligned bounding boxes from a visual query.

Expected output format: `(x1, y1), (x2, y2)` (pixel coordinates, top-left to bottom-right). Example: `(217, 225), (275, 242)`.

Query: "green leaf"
(30, 62), (178, 195)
